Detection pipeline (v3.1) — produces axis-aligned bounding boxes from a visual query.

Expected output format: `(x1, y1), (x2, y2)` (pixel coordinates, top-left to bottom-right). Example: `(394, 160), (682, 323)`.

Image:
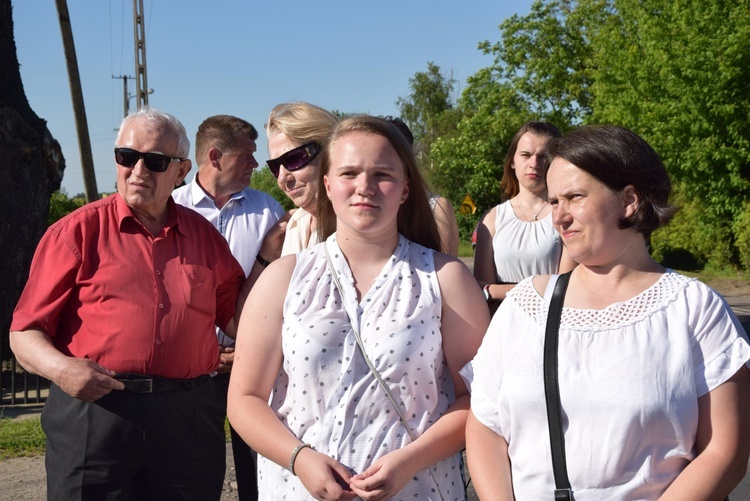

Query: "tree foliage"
(430, 76), (531, 239)
(481, 0), (608, 126)
(590, 0), (750, 267)
(398, 0), (750, 269)
(250, 167), (295, 211)
(48, 190), (85, 225)
(396, 62), (458, 171)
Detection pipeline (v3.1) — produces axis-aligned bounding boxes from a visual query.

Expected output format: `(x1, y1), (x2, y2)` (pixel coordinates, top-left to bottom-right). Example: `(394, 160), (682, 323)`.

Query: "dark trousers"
(42, 379), (226, 501)
(214, 373), (258, 501)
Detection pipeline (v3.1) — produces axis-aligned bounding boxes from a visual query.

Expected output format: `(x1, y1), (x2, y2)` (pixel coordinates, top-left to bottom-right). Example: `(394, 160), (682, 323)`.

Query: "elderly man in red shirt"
(10, 107), (245, 501)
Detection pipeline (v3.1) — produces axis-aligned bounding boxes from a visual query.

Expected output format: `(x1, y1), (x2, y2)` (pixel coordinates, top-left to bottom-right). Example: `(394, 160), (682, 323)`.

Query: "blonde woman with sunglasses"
(265, 102), (338, 256)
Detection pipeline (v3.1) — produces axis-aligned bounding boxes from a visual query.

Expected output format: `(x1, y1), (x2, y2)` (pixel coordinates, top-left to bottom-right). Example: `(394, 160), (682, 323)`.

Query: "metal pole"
(133, 0), (149, 110)
(122, 75), (128, 118)
(112, 75), (135, 119)
(55, 0), (99, 202)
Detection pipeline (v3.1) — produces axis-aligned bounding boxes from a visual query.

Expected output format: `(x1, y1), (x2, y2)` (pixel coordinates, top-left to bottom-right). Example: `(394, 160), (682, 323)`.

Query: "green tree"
(481, 0), (606, 127)
(396, 62), (458, 170)
(422, 0), (603, 238)
(399, 0), (749, 269)
(450, 0), (749, 268)
(425, 0), (599, 238)
(48, 190), (85, 225)
(431, 79), (538, 238)
(250, 167), (294, 211)
(591, 0), (750, 268)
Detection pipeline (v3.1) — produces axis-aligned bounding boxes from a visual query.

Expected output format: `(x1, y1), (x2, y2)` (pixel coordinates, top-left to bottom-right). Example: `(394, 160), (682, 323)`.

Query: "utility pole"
(113, 75), (135, 118)
(55, 0), (99, 202)
(133, 0), (149, 110)
(112, 2), (151, 121)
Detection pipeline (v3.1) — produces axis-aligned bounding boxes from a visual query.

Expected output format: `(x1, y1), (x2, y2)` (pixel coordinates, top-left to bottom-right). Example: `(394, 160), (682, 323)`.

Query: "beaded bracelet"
(289, 443), (313, 475)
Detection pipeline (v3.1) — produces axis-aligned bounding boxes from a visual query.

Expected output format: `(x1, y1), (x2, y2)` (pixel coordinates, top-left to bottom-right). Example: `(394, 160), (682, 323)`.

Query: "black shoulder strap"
(543, 271), (574, 501)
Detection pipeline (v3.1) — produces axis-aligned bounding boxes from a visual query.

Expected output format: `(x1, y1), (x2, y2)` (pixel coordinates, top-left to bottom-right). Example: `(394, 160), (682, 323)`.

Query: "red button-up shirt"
(11, 194), (245, 379)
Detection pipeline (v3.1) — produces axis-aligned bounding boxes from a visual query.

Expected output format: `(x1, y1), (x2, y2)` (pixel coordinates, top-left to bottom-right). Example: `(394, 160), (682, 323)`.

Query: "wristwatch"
(256, 254), (271, 268)
(483, 284), (492, 302)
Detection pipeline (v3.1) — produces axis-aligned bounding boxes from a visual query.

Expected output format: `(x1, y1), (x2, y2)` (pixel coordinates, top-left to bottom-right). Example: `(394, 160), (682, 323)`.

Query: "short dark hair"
(195, 115), (258, 164)
(500, 121), (562, 198)
(545, 124), (677, 235)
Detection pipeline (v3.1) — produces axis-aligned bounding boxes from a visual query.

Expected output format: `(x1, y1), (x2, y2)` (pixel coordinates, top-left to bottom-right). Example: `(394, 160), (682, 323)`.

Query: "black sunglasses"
(114, 147), (187, 173)
(266, 142), (321, 178)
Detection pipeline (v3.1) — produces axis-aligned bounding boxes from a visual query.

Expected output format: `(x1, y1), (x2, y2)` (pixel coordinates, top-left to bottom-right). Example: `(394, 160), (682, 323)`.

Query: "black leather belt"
(114, 373), (210, 393)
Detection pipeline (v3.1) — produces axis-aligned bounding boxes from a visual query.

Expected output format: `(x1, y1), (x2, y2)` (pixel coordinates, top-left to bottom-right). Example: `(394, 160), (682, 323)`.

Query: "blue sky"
(12, 1), (532, 196)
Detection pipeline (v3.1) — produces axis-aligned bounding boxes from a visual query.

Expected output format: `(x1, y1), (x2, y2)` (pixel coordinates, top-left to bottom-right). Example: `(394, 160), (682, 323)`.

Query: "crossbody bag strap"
(324, 245), (417, 442)
(324, 245), (446, 501)
(543, 271), (574, 501)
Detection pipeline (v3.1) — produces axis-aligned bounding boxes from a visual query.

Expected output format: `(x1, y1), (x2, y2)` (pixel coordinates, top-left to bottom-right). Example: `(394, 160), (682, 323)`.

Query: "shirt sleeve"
(10, 226), (81, 336)
(688, 281), (750, 396)
(469, 303), (508, 437)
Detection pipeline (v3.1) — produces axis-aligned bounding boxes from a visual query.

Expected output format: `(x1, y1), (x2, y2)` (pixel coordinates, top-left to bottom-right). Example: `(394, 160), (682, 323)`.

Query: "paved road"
(725, 297), (750, 500)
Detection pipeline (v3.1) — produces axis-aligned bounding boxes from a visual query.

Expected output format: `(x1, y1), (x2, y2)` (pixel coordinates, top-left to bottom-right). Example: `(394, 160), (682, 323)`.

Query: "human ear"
(208, 147), (222, 166)
(622, 185), (639, 218)
(323, 175), (332, 200)
(176, 160), (192, 187)
(401, 180), (410, 204)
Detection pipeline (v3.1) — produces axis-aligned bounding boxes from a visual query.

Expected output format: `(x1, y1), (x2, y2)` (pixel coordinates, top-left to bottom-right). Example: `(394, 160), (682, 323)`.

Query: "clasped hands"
(294, 446), (414, 501)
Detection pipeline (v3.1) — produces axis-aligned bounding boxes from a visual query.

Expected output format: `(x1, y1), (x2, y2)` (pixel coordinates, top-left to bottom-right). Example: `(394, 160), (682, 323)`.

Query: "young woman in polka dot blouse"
(228, 115), (489, 501)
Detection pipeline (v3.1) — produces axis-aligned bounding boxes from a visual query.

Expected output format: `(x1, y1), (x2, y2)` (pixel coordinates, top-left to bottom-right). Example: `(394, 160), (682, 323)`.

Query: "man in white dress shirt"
(172, 114), (285, 501)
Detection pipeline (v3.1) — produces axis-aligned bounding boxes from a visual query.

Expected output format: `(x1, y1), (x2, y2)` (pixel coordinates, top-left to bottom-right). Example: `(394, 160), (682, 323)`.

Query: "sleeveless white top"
(492, 200), (562, 282)
(257, 234), (465, 501)
(468, 271), (750, 500)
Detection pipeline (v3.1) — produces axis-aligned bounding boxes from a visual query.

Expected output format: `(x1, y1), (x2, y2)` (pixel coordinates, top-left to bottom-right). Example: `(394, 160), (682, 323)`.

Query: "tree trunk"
(0, 0), (65, 357)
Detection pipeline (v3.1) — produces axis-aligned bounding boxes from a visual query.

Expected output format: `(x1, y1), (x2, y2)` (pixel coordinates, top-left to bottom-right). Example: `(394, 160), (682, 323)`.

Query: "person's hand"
(216, 346), (235, 374)
(293, 447), (358, 501)
(56, 358), (124, 402)
(258, 211), (292, 262)
(348, 448), (413, 501)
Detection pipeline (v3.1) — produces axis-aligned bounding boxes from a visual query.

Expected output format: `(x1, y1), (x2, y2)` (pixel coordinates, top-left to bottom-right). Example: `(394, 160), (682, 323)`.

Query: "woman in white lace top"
(229, 116), (489, 500)
(465, 125), (750, 500)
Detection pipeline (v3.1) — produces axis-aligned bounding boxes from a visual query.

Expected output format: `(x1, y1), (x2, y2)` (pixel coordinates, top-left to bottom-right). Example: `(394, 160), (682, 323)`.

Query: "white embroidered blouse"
(468, 271), (750, 499)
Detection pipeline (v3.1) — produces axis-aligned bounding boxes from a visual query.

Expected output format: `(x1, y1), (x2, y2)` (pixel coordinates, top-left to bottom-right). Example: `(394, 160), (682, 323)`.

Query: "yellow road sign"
(460, 194), (476, 215)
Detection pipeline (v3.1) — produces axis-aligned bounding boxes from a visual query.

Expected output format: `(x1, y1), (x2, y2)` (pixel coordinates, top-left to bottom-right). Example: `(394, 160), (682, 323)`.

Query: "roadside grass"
(0, 416), (234, 460)
(680, 267), (750, 282)
(458, 241), (473, 258)
(0, 416), (45, 460)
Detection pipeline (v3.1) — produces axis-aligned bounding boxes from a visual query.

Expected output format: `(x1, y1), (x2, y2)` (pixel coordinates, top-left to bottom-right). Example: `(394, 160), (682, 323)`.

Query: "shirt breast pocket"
(180, 264), (216, 315)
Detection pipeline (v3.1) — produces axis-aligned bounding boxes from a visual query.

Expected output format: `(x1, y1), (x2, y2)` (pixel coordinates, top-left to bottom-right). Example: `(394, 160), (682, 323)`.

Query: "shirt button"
(156, 339), (162, 345)
(156, 270), (161, 275)
(159, 303), (164, 309)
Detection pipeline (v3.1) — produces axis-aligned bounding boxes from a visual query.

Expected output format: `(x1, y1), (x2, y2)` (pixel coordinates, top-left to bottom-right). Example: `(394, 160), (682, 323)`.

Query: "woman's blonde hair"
(317, 115), (441, 251)
(265, 102), (338, 150)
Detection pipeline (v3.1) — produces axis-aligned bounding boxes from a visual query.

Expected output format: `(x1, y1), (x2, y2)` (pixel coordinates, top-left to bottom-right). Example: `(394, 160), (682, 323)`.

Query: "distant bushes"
(650, 194), (743, 272)
(47, 191), (85, 226)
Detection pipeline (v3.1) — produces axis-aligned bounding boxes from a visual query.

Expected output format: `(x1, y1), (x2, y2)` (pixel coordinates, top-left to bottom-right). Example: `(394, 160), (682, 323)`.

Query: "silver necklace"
(515, 199), (548, 221)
